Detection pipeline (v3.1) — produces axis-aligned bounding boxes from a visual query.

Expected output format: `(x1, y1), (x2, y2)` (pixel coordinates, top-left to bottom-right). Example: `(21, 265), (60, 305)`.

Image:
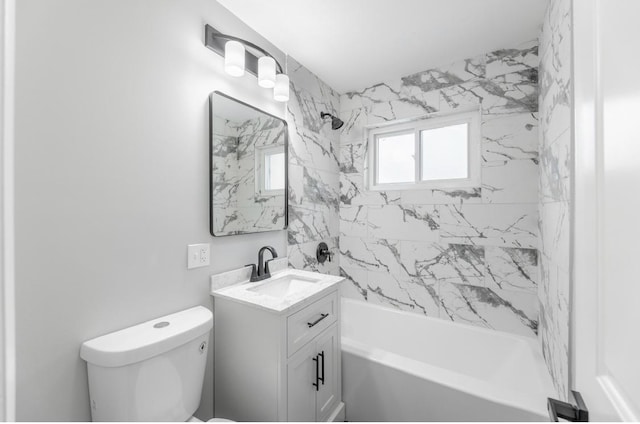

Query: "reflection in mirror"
(210, 92), (288, 236)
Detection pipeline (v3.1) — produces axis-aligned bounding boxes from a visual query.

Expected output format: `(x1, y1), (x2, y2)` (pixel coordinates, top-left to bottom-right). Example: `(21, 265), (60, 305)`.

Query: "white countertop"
(210, 266), (343, 314)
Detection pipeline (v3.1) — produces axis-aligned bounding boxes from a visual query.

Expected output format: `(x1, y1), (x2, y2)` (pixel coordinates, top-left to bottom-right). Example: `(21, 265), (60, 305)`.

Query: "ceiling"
(216, 0), (547, 94)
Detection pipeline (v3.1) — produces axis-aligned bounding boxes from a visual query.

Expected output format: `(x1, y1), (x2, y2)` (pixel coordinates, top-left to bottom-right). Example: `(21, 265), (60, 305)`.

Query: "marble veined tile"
(439, 282), (537, 336)
(539, 200), (570, 273)
(367, 271), (439, 317)
(480, 288), (538, 336)
(400, 241), (485, 287)
(339, 108), (367, 144)
(539, 75), (571, 147)
(482, 159), (539, 204)
(365, 94), (440, 124)
(439, 203), (538, 248)
(400, 188), (482, 205)
(440, 70), (538, 116)
(485, 246), (538, 294)
(438, 282), (493, 329)
(342, 82), (440, 124)
(212, 204), (285, 236)
(367, 205), (439, 242)
(400, 55), (486, 92)
(482, 113), (539, 163)
(289, 164), (339, 211)
(339, 265), (369, 301)
(288, 127), (339, 174)
(340, 80), (404, 111)
(340, 236), (401, 275)
(339, 141), (365, 174)
(288, 56), (339, 113)
(486, 39), (539, 79)
(340, 205), (368, 238)
(538, 262), (570, 398)
(539, 130), (570, 203)
(538, 0), (572, 389)
(288, 204), (339, 245)
(340, 173), (401, 206)
(288, 237), (339, 275)
(211, 172), (239, 206)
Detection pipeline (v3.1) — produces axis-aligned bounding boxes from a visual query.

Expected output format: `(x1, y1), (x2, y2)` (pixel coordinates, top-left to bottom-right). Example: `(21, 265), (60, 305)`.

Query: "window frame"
(367, 109), (481, 191)
(255, 144), (285, 197)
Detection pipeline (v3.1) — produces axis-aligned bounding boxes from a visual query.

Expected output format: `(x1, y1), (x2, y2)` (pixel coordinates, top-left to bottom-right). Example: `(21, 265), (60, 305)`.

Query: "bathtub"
(341, 298), (556, 422)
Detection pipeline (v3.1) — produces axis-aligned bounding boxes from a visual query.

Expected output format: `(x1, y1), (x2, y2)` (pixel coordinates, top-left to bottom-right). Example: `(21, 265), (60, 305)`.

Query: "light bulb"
(224, 40), (245, 77)
(258, 56), (276, 88)
(273, 74), (290, 102)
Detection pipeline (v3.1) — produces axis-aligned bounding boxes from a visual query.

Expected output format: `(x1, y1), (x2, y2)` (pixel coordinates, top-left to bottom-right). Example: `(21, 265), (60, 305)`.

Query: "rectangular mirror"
(209, 92), (288, 236)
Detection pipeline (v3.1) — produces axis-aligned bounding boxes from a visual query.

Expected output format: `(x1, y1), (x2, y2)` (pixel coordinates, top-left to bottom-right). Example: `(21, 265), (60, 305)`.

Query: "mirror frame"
(209, 91), (289, 237)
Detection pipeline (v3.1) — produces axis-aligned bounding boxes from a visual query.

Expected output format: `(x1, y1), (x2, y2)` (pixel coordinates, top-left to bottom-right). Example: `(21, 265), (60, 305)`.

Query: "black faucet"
(246, 246), (278, 282)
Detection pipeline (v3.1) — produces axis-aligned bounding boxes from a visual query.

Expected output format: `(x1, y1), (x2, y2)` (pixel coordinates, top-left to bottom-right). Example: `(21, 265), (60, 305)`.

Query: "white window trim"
(255, 144), (285, 197)
(366, 109), (481, 191)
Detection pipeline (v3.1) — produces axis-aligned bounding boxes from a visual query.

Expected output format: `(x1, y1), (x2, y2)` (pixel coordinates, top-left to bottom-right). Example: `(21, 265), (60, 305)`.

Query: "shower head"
(320, 112), (344, 130)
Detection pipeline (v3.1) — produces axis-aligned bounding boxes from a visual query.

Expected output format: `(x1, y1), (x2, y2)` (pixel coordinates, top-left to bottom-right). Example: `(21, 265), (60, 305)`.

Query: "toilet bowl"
(80, 306), (233, 422)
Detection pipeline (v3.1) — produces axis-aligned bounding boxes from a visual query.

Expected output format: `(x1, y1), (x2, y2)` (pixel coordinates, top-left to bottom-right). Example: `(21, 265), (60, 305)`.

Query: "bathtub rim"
(341, 297), (557, 419)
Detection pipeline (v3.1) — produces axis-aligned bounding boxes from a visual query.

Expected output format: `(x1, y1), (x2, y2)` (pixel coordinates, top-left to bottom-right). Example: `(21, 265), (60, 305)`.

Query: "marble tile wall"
(211, 115), (286, 235)
(538, 0), (572, 401)
(338, 40), (540, 338)
(286, 57), (341, 274)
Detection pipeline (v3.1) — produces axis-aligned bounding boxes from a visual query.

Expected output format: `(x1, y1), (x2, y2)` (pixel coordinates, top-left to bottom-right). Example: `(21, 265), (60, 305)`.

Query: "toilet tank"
(80, 306), (213, 422)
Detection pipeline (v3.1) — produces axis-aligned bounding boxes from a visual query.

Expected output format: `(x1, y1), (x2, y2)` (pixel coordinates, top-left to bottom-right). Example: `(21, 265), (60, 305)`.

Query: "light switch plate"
(187, 243), (210, 269)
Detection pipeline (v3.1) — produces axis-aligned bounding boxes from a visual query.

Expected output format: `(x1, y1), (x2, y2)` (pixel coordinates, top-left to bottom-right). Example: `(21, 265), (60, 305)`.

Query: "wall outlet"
(187, 243), (210, 269)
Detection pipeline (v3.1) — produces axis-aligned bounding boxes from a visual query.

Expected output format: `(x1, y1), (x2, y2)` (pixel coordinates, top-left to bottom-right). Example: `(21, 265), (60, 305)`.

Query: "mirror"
(209, 92), (288, 236)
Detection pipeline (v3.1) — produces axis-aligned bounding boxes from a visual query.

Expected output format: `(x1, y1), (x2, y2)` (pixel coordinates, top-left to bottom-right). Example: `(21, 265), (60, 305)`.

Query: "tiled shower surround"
(286, 57), (341, 274)
(538, 0), (572, 400)
(337, 41), (541, 337)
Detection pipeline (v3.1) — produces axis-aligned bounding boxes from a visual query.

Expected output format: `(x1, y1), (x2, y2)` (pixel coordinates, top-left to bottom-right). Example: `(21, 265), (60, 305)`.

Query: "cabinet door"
(287, 342), (317, 422)
(315, 324), (339, 421)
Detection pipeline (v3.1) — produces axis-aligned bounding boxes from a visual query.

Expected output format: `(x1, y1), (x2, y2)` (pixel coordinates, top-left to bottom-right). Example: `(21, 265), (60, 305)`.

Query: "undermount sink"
(248, 274), (321, 298)
(211, 264), (344, 313)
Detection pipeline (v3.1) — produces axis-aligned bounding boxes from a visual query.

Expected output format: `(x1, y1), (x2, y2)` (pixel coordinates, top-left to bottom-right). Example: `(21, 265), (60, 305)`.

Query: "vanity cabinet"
(213, 287), (344, 422)
(288, 324), (339, 421)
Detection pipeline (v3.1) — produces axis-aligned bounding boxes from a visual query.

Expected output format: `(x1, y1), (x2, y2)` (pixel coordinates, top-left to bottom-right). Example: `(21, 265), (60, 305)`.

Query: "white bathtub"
(341, 298), (556, 422)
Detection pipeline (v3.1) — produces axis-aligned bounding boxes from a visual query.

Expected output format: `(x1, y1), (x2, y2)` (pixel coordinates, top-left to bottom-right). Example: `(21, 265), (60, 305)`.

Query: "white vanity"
(210, 261), (345, 422)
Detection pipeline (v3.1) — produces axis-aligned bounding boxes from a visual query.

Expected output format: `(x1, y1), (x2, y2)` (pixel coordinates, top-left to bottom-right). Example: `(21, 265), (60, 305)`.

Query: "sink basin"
(211, 266), (344, 313)
(248, 274), (321, 298)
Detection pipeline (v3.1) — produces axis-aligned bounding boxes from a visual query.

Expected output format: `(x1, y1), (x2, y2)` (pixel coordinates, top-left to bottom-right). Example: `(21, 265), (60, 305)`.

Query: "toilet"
(80, 306), (232, 422)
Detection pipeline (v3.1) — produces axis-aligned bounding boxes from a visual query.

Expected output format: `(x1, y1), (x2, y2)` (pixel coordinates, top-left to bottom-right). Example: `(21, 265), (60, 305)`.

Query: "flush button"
(199, 342), (206, 353)
(153, 321), (170, 328)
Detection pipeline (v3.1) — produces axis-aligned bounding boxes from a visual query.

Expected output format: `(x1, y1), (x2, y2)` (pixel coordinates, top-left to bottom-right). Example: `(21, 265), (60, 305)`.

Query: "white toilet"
(80, 306), (231, 422)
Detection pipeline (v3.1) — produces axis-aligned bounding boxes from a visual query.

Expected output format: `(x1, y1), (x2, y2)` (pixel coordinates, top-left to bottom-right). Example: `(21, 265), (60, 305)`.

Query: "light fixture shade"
(258, 56), (276, 88)
(224, 40), (245, 77)
(273, 74), (290, 102)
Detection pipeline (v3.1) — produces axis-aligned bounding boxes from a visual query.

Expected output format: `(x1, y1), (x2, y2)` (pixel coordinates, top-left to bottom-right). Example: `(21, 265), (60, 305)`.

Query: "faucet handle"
(245, 264), (258, 281)
(316, 242), (332, 264)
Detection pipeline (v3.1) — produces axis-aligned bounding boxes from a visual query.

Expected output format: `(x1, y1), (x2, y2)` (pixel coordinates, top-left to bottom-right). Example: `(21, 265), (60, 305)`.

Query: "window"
(256, 145), (285, 196)
(368, 110), (480, 190)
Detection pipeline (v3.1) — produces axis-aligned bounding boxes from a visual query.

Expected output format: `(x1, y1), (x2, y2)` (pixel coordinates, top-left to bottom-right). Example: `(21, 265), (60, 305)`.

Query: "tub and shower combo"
(340, 298), (556, 422)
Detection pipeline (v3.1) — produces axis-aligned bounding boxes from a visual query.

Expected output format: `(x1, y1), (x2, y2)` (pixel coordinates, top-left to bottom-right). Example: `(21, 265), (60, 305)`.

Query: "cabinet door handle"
(307, 313), (329, 328)
(318, 350), (325, 385)
(312, 354), (320, 391)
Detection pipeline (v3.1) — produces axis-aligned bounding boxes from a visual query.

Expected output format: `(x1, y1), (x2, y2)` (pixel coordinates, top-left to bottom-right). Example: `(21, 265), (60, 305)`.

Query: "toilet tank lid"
(80, 306), (213, 368)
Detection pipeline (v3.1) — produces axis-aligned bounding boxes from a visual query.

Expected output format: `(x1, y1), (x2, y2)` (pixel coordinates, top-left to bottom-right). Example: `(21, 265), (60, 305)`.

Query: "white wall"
(1, 0), (16, 420)
(14, 0), (288, 420)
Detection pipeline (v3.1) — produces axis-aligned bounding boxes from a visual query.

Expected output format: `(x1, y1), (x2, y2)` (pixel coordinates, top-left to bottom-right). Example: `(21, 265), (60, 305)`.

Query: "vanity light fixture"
(224, 40), (245, 77)
(258, 56), (276, 88)
(205, 24), (289, 102)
